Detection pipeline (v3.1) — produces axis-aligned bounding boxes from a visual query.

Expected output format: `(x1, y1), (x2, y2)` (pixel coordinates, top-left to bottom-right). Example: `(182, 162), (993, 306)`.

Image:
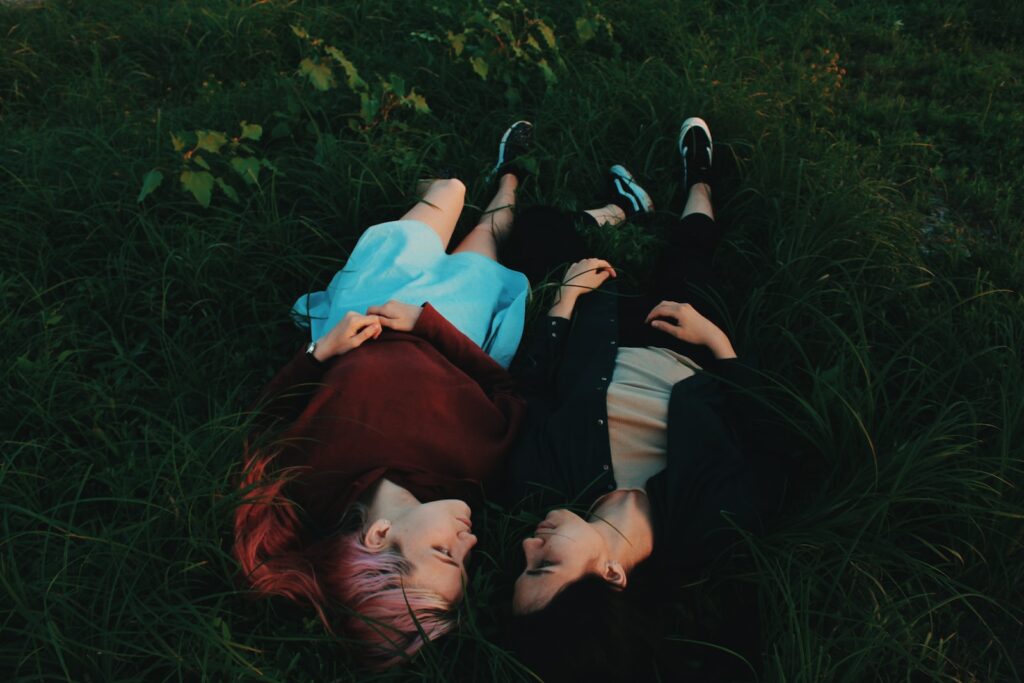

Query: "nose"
(457, 529), (477, 553)
(521, 536), (542, 554)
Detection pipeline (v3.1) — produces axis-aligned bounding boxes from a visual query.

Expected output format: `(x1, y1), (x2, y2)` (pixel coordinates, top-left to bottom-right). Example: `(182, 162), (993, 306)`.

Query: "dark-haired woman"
(503, 118), (789, 682)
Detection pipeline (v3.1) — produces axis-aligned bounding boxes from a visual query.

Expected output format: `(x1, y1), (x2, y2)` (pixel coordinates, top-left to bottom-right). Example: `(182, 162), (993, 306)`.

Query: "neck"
(364, 478), (419, 523)
(588, 490), (654, 572)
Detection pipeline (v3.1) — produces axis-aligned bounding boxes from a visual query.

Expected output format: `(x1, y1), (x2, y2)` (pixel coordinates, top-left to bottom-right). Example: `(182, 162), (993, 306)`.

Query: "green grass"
(2, 0), (1022, 680)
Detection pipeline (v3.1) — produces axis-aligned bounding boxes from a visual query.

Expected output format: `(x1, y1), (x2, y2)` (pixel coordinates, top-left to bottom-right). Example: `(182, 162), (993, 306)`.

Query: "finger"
(650, 320), (678, 336)
(645, 302), (674, 323)
(366, 304), (396, 319)
(353, 322), (382, 345)
(351, 313), (382, 329)
(593, 259), (617, 278)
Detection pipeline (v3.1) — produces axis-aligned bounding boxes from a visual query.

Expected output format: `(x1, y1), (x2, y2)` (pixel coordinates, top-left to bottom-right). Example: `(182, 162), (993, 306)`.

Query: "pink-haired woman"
(234, 124), (533, 666)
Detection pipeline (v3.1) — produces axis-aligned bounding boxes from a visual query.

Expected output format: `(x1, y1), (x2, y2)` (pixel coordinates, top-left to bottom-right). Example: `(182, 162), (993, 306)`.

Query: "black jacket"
(505, 281), (787, 572)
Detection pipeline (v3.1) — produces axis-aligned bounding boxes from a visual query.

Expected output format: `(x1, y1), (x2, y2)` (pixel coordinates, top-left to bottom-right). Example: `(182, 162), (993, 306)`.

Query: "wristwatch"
(305, 340), (322, 364)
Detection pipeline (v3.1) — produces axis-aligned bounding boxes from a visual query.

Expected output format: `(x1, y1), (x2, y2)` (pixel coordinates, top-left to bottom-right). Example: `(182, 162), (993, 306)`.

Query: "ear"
(601, 560), (628, 590)
(363, 518), (392, 551)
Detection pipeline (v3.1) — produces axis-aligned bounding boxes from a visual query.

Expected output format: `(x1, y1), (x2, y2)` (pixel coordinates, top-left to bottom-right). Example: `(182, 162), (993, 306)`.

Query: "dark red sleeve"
(249, 347), (330, 432)
(410, 303), (517, 398)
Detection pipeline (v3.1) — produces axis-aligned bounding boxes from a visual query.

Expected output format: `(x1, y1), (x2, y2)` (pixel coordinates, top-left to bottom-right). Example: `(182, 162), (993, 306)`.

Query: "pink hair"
(233, 449), (457, 666)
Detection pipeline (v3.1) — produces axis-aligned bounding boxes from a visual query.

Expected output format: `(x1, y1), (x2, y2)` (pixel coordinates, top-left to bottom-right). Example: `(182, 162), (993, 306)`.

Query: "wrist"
(548, 288), (578, 319)
(310, 337), (336, 362)
(705, 330), (736, 359)
(556, 286), (579, 306)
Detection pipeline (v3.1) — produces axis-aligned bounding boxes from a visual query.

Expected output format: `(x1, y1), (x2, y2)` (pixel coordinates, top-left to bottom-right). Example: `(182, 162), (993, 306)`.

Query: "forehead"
(514, 571), (566, 614)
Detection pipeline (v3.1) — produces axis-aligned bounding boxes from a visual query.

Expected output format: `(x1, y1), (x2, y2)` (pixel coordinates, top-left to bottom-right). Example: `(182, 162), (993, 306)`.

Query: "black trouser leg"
(501, 206), (592, 286)
(504, 208), (726, 366)
(617, 213), (726, 367)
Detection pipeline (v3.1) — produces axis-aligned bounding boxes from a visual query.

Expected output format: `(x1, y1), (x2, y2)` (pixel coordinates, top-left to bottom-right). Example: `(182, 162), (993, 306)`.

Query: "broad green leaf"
(492, 16), (513, 37)
(215, 178), (239, 203)
(195, 130), (227, 154)
(526, 34), (540, 51)
(180, 170), (214, 207)
(388, 75), (406, 98)
(136, 169), (163, 203)
(290, 25), (309, 40)
(447, 31), (466, 56)
(360, 92), (380, 122)
(230, 157), (261, 185)
(240, 121), (262, 141)
(325, 46), (365, 90)
(470, 56), (489, 80)
(192, 155), (211, 170)
(299, 58), (336, 91)
(537, 22), (557, 48)
(405, 91), (431, 114)
(576, 17), (595, 42)
(170, 133), (186, 152)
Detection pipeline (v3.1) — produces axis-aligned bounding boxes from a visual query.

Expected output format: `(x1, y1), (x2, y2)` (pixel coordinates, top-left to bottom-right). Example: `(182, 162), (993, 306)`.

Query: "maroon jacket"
(251, 304), (525, 531)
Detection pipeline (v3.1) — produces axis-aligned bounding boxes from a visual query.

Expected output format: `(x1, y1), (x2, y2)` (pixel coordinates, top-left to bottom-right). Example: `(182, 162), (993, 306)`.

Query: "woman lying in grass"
(232, 124), (536, 666)
(503, 118), (789, 682)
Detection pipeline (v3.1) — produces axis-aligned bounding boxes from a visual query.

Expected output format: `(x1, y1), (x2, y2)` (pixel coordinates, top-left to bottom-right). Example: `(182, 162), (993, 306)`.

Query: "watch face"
(306, 341), (317, 355)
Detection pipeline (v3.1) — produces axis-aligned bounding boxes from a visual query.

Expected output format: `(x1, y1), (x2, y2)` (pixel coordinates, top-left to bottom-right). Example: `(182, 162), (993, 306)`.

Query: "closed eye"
(434, 547), (460, 569)
(525, 560), (553, 576)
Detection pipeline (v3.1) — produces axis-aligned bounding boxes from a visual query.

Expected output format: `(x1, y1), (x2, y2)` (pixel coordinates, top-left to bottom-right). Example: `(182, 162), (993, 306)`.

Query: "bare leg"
(583, 203), (626, 227)
(400, 178), (467, 250)
(681, 182), (714, 220)
(452, 174), (518, 261)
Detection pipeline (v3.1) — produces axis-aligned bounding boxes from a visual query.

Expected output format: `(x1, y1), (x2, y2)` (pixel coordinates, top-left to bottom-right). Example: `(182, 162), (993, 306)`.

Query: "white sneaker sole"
(493, 120), (533, 175)
(678, 116), (713, 168)
(610, 164), (654, 214)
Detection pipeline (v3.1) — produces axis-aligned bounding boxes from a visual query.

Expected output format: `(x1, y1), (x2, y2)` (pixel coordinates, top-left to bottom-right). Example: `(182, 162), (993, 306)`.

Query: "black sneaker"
(607, 164), (654, 218)
(490, 120), (533, 181)
(678, 117), (713, 191)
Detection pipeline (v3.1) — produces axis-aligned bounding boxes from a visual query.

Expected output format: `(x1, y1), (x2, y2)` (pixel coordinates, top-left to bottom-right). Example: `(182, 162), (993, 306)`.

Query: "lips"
(535, 521), (556, 532)
(457, 516), (473, 530)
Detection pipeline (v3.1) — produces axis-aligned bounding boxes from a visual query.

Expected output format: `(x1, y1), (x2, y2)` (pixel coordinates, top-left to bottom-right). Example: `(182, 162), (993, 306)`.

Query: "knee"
(433, 177), (466, 197)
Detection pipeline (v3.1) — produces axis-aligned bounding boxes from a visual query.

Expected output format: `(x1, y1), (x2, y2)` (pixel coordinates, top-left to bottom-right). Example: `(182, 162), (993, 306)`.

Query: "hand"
(549, 258), (616, 319)
(645, 301), (737, 359)
(318, 311), (382, 359)
(560, 258), (617, 297)
(366, 300), (423, 332)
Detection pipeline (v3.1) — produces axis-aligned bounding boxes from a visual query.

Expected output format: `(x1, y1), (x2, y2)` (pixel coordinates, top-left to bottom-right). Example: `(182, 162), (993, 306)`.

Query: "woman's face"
(512, 508), (606, 614)
(384, 499), (477, 604)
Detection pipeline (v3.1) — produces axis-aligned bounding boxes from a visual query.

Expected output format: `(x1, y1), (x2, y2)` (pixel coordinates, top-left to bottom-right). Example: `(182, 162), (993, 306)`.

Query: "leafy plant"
(292, 25), (430, 130)
(414, 0), (566, 103)
(573, 1), (615, 48)
(138, 121), (275, 208)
